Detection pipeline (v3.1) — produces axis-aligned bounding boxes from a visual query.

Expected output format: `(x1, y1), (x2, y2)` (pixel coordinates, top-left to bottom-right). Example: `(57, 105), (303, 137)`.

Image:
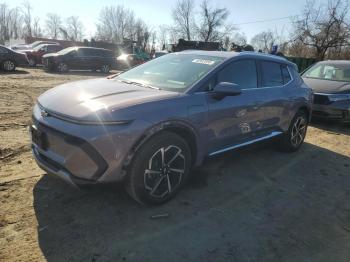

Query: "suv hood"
(38, 78), (179, 122)
(303, 77), (350, 94)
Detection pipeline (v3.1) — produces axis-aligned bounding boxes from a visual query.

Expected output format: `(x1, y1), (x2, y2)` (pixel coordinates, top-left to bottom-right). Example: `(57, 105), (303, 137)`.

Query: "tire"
(2, 60), (16, 71)
(101, 64), (110, 74)
(278, 110), (308, 152)
(125, 132), (191, 205)
(57, 62), (69, 73)
(28, 58), (36, 67)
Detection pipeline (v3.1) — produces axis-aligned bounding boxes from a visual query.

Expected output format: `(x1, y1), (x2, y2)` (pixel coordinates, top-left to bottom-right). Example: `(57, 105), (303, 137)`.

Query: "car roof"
(177, 50), (293, 64)
(316, 60), (350, 66)
(74, 46), (112, 51)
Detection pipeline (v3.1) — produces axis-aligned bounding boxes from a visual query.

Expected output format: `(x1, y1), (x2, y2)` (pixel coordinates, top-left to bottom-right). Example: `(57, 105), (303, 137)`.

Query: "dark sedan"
(302, 60), (350, 122)
(42, 46), (115, 73)
(0, 45), (28, 71)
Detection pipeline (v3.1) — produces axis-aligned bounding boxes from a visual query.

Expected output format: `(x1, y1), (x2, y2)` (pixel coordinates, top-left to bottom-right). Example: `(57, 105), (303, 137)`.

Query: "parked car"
(42, 46), (115, 73)
(31, 51), (312, 205)
(116, 53), (145, 70)
(25, 44), (63, 67)
(10, 41), (59, 51)
(302, 60), (350, 122)
(0, 45), (28, 71)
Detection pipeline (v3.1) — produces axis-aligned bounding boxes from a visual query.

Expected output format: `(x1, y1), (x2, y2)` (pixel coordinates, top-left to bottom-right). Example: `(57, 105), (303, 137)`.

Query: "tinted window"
(281, 65), (292, 84)
(47, 45), (58, 52)
(261, 61), (284, 87)
(218, 59), (257, 89)
(77, 48), (96, 56)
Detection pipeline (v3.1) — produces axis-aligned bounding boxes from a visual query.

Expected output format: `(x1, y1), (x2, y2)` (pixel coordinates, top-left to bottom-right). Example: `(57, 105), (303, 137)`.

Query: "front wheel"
(57, 62), (69, 73)
(279, 110), (308, 152)
(125, 132), (191, 205)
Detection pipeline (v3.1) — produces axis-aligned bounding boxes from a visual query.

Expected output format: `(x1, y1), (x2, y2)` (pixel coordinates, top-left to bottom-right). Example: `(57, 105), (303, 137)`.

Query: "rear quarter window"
(261, 61), (284, 87)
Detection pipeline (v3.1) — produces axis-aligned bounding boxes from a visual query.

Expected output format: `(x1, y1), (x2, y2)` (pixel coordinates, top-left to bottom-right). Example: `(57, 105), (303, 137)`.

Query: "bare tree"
(8, 7), (22, 40)
(293, 0), (350, 60)
(158, 25), (168, 48)
(96, 5), (134, 43)
(171, 0), (195, 40)
(21, 0), (32, 37)
(197, 0), (233, 42)
(32, 17), (42, 37)
(66, 16), (84, 41)
(250, 31), (276, 52)
(0, 3), (10, 44)
(45, 13), (62, 39)
(167, 26), (181, 45)
(231, 32), (247, 46)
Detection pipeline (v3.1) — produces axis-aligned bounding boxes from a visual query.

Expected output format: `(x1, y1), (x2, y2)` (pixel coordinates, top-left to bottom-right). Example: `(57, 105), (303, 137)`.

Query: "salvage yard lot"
(1, 68), (350, 262)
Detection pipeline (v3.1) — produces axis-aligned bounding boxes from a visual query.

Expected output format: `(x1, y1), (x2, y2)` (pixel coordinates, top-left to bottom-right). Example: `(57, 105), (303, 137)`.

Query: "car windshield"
(303, 63), (350, 82)
(57, 47), (77, 55)
(116, 53), (224, 92)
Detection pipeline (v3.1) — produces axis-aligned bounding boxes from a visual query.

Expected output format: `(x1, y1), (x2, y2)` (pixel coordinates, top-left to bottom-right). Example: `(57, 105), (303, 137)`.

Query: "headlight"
(328, 94), (350, 102)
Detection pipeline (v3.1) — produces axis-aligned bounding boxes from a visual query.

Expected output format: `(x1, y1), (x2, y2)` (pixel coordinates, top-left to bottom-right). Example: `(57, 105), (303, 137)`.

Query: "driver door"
(206, 59), (267, 155)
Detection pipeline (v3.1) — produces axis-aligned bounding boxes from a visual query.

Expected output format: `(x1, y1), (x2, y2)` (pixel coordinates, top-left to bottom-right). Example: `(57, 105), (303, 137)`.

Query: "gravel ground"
(1, 68), (350, 262)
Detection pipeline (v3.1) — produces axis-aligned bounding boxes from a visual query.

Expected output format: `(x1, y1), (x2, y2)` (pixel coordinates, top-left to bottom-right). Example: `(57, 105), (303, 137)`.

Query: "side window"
(78, 48), (95, 56)
(218, 59), (257, 89)
(281, 65), (292, 84)
(77, 48), (86, 57)
(261, 61), (284, 87)
(47, 45), (58, 52)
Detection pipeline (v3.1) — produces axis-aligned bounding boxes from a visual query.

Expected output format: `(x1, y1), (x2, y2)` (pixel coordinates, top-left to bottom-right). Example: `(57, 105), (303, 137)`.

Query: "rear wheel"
(125, 132), (191, 205)
(28, 58), (36, 67)
(101, 64), (110, 74)
(2, 60), (16, 71)
(279, 110), (308, 152)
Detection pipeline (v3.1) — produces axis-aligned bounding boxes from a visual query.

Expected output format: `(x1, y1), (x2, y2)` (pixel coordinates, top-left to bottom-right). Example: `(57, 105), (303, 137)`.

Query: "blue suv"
(31, 51), (313, 205)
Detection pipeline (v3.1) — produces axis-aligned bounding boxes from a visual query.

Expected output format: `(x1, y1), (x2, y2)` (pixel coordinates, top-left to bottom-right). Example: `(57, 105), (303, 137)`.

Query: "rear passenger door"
(258, 60), (294, 131)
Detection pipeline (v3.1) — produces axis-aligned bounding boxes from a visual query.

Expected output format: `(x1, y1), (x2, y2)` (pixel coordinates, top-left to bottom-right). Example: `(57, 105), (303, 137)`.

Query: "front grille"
(314, 94), (330, 105)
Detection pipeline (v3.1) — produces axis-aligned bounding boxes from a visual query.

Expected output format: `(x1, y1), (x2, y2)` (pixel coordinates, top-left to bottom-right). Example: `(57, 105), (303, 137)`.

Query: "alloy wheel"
(58, 62), (68, 72)
(291, 116), (307, 147)
(3, 60), (15, 71)
(101, 65), (110, 73)
(144, 145), (185, 198)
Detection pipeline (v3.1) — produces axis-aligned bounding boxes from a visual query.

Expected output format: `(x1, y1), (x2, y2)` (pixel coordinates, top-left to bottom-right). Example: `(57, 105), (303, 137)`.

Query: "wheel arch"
(297, 105), (311, 121)
(122, 120), (198, 173)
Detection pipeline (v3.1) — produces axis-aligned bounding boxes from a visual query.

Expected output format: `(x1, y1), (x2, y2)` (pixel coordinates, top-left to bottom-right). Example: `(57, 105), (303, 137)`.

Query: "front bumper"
(312, 103), (350, 121)
(30, 104), (150, 186)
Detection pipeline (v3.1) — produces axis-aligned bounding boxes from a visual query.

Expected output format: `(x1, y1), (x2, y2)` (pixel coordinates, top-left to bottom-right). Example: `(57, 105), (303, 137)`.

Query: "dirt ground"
(0, 68), (350, 262)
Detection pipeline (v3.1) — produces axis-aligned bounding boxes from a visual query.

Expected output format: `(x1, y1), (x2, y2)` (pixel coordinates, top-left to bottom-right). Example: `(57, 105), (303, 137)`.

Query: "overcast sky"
(8, 0), (329, 42)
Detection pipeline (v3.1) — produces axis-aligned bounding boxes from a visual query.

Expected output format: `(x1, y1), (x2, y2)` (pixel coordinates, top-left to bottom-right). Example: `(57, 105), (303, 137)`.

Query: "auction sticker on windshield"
(192, 59), (216, 65)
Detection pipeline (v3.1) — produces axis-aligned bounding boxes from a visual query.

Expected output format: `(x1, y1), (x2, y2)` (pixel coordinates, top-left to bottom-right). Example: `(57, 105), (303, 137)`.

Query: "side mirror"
(212, 82), (241, 99)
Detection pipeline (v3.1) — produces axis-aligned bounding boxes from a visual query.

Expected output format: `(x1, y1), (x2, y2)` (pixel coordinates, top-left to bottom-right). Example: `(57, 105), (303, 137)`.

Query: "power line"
(233, 15), (299, 25)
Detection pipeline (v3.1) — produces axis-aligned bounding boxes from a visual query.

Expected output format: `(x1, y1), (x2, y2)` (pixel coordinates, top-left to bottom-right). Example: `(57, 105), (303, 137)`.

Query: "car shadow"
(311, 118), (350, 136)
(0, 69), (30, 74)
(33, 140), (350, 261)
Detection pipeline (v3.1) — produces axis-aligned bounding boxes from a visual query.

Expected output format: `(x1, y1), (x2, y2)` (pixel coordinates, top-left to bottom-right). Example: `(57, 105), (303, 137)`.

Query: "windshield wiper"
(118, 79), (160, 90)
